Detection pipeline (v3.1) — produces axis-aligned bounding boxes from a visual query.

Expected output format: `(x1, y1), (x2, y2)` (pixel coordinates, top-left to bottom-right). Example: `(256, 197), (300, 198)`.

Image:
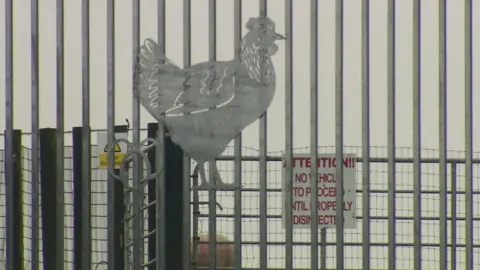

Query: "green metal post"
(147, 122), (185, 269)
(39, 128), (57, 269)
(4, 129), (24, 270)
(165, 135), (185, 269)
(72, 126), (91, 270)
(114, 125), (127, 269)
(147, 123), (156, 270)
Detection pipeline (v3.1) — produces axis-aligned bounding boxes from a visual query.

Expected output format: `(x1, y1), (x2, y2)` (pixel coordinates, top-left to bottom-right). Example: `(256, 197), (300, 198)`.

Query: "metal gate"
(1, 0), (479, 269)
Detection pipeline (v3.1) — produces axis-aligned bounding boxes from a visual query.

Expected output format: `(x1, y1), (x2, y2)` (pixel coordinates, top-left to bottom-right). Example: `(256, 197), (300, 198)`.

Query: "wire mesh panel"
(193, 146), (480, 269)
(1, 146), (480, 269)
(0, 143), (477, 269)
(90, 149), (109, 268)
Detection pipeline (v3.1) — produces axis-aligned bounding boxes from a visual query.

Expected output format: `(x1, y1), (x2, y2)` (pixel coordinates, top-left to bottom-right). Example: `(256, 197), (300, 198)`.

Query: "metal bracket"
(106, 137), (161, 187)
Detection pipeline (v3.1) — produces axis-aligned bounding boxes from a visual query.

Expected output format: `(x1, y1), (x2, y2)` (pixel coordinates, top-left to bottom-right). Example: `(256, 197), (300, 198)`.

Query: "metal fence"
(1, 142), (480, 269)
(3, 0), (479, 269)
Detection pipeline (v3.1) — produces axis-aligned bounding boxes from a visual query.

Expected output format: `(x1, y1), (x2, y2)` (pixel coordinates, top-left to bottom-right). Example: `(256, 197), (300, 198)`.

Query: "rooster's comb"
(246, 16), (275, 30)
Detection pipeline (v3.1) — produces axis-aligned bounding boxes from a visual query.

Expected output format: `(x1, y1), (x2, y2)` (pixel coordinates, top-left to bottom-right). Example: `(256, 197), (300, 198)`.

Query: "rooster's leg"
(210, 160), (242, 190)
(194, 162), (213, 190)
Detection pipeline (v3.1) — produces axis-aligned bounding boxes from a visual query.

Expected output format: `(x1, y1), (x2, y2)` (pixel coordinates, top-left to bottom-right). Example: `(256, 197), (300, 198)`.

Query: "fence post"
(147, 123), (185, 269)
(4, 129), (23, 270)
(39, 128), (58, 269)
(114, 125), (127, 269)
(147, 123), (156, 270)
(12, 130), (23, 270)
(72, 127), (82, 270)
(72, 127), (91, 270)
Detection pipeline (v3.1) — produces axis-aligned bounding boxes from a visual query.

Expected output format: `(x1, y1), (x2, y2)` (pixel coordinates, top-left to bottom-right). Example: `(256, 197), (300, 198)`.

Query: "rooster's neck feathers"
(238, 34), (275, 86)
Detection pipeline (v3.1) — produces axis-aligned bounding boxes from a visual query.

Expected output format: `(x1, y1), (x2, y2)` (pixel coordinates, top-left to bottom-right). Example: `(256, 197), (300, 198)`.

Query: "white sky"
(1, 0), (480, 269)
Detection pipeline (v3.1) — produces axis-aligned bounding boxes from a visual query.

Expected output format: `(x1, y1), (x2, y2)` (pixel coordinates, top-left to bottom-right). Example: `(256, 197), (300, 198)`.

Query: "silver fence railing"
(3, 0), (479, 269)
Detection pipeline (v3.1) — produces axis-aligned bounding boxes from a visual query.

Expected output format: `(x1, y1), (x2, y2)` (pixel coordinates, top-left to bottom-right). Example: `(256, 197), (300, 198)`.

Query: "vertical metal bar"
(284, 0), (294, 269)
(438, 0), (448, 270)
(156, 126), (166, 270)
(56, 0), (65, 268)
(156, 1), (166, 270)
(335, 0), (345, 269)
(464, 0), (473, 269)
(183, 1), (192, 269)
(4, 0), (14, 269)
(192, 172), (200, 270)
(258, 1), (268, 269)
(451, 163), (457, 270)
(361, 0), (370, 269)
(309, 0), (319, 269)
(412, 1), (422, 269)
(31, 0), (40, 268)
(320, 229), (326, 269)
(182, 153), (190, 270)
(208, 2), (217, 269)
(106, 0), (116, 267)
(387, 0), (396, 269)
(208, 162), (217, 270)
(122, 147), (130, 269)
(119, 130), (129, 270)
(233, 1), (243, 269)
(132, 0), (142, 267)
(81, 0), (92, 268)
(146, 124), (157, 269)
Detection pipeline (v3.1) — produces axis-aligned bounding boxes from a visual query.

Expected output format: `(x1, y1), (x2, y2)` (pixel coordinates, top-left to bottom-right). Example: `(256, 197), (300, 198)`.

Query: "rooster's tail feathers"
(138, 39), (178, 68)
(134, 38), (180, 119)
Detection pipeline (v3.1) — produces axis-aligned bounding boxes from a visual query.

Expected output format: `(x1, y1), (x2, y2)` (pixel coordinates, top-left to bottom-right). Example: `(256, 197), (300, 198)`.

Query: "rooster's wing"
(165, 61), (240, 116)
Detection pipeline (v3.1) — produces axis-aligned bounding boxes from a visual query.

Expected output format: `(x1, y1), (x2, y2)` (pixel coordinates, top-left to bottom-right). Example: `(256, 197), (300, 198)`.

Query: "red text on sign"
(292, 200), (353, 211)
(293, 215), (337, 225)
(283, 156), (355, 168)
(293, 186), (337, 197)
(295, 172), (336, 183)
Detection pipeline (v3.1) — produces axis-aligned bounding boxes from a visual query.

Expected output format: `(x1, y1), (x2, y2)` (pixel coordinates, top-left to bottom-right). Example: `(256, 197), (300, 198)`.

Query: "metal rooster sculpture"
(134, 16), (284, 190)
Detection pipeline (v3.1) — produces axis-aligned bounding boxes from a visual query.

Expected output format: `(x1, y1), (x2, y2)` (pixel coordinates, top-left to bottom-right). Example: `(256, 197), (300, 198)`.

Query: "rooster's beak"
(274, 32), (286, 40)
